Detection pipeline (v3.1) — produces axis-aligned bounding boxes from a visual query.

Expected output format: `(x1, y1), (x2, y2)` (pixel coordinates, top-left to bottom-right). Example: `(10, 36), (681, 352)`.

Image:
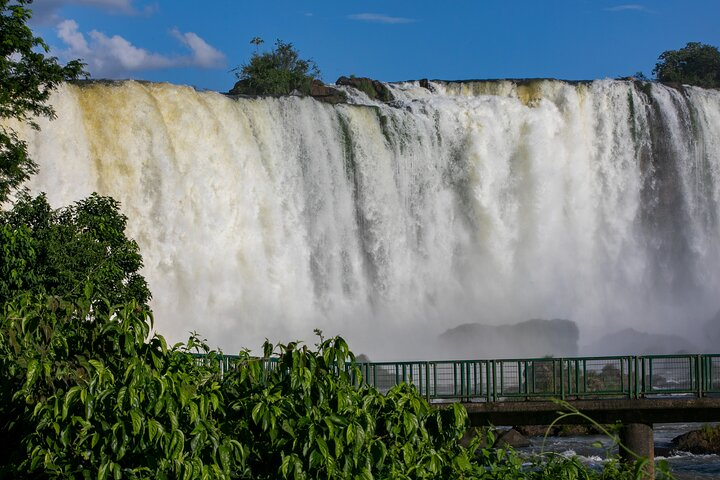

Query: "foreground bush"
(0, 293), (666, 479)
(0, 293), (237, 478)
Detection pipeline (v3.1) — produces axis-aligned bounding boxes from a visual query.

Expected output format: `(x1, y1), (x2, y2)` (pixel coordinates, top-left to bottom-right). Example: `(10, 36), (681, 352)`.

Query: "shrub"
(0, 295), (666, 479)
(653, 42), (720, 88)
(231, 40), (321, 95)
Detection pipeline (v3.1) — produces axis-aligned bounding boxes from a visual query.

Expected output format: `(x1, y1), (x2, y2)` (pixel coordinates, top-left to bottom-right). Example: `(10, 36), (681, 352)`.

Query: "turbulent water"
(519, 423), (720, 479)
(12, 79), (720, 358)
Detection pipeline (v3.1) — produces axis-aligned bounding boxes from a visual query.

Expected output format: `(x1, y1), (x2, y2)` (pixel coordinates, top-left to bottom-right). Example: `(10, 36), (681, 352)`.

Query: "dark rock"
(583, 328), (699, 356)
(228, 79), (348, 104)
(514, 425), (559, 437)
(514, 424), (603, 437)
(672, 427), (720, 454)
(460, 427), (489, 449)
(494, 428), (530, 448)
(228, 79), (250, 96)
(655, 446), (674, 457)
(438, 318), (579, 359)
(419, 78), (434, 91)
(557, 425), (602, 437)
(309, 80), (347, 104)
(336, 76), (394, 102)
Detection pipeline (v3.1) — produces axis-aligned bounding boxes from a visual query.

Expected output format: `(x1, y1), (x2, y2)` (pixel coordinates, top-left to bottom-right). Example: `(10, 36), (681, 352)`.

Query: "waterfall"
(12, 79), (720, 358)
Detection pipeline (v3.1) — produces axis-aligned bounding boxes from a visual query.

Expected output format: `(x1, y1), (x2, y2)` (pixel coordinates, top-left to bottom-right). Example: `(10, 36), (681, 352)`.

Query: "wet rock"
(336, 76), (394, 102)
(672, 427), (720, 454)
(494, 428), (531, 448)
(228, 79), (249, 95)
(309, 80), (347, 104)
(419, 78), (434, 91)
(460, 427), (489, 449)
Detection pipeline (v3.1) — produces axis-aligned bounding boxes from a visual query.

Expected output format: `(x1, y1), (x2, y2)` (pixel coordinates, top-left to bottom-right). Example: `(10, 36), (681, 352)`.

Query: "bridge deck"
(462, 397), (720, 425)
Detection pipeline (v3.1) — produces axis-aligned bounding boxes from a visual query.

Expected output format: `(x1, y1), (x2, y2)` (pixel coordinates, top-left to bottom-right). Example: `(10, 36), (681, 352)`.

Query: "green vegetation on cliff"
(231, 39), (321, 96)
(654, 42), (720, 88)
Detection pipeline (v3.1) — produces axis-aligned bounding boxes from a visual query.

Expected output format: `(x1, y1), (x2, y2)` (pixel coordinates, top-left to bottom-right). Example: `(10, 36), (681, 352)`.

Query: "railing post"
(486, 361), (491, 403)
(425, 362), (431, 402)
(460, 362), (467, 401)
(491, 360), (497, 402)
(453, 362), (458, 397)
(473, 362), (479, 399)
(575, 359), (580, 396)
(697, 354), (703, 398)
(560, 358), (565, 400)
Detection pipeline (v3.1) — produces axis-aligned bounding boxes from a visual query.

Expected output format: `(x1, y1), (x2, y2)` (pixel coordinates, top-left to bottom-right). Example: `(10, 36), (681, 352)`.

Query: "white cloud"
(56, 20), (226, 77)
(31, 0), (152, 25)
(604, 4), (652, 12)
(170, 29), (226, 69)
(348, 13), (416, 24)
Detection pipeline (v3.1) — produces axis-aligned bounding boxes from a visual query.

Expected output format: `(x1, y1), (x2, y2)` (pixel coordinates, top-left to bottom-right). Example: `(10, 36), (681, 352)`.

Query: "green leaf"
(251, 403), (264, 425)
(130, 409), (143, 435)
(280, 453), (293, 479)
(148, 418), (163, 442)
(219, 444), (231, 473)
(62, 386), (82, 420)
(98, 461), (109, 480)
(316, 436), (329, 460)
(25, 359), (39, 388)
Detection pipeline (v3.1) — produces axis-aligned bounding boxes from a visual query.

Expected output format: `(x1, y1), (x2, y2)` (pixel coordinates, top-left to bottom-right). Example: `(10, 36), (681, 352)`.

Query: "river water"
(517, 423), (720, 479)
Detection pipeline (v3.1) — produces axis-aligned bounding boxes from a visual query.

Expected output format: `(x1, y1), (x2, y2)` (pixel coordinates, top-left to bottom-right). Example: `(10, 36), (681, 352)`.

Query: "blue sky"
(30, 0), (720, 92)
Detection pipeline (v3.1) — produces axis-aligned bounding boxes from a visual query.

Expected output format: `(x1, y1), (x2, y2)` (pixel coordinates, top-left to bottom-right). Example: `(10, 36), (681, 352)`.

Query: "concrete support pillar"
(620, 423), (654, 479)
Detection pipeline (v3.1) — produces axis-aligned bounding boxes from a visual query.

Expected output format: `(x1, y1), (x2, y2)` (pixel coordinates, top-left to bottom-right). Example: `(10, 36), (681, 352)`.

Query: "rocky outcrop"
(336, 76), (394, 102)
(228, 79), (249, 96)
(460, 427), (529, 449)
(228, 79), (347, 104)
(494, 428), (530, 448)
(309, 80), (347, 104)
(419, 79), (434, 91)
(438, 318), (579, 359)
(672, 427), (720, 454)
(583, 328), (699, 356)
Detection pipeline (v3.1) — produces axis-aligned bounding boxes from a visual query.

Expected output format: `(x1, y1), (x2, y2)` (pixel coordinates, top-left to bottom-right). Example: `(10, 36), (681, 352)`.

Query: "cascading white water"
(12, 79), (720, 359)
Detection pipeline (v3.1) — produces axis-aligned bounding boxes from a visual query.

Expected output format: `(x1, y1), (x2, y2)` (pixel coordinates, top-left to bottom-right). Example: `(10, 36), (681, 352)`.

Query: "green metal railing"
(196, 353), (720, 403)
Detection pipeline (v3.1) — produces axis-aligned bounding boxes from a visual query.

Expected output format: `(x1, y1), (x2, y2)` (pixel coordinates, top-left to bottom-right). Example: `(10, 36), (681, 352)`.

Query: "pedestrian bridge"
(204, 352), (720, 476)
(210, 353), (720, 403)
(350, 353), (720, 478)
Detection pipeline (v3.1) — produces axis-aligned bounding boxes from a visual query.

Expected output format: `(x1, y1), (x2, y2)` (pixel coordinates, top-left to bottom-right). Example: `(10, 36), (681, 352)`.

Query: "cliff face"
(10, 79), (720, 358)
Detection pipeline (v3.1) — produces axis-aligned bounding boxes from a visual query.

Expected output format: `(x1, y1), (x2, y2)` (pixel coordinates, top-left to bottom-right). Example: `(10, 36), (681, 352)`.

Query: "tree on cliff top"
(653, 42), (720, 88)
(0, 0), (86, 203)
(231, 39), (320, 95)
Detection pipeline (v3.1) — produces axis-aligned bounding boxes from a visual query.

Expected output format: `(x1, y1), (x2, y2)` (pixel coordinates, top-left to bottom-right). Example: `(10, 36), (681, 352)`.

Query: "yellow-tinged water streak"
(9, 79), (720, 358)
